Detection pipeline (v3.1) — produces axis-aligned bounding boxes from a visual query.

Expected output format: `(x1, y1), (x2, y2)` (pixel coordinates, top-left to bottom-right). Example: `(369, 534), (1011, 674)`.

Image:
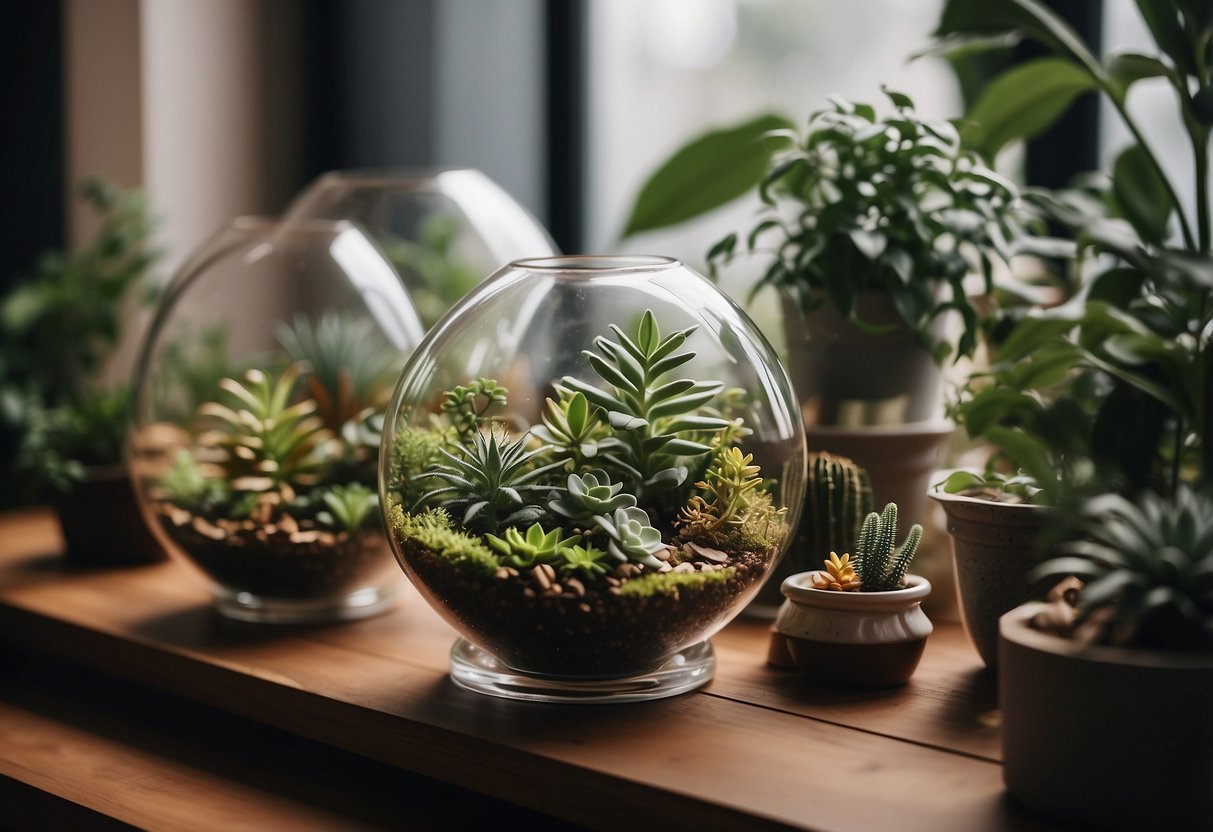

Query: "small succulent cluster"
(1033, 487), (1213, 651)
(388, 309), (789, 600)
(153, 313), (395, 538)
(812, 502), (921, 592)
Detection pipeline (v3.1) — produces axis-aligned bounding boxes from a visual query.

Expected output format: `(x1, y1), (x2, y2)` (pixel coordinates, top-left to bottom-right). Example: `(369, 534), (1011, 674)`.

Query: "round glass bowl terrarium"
(283, 168), (557, 329)
(380, 255), (806, 702)
(130, 218), (425, 623)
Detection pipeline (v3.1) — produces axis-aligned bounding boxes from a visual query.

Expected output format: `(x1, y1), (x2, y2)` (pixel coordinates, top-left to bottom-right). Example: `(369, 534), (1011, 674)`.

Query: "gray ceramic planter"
(1001, 604), (1213, 830)
(929, 490), (1050, 668)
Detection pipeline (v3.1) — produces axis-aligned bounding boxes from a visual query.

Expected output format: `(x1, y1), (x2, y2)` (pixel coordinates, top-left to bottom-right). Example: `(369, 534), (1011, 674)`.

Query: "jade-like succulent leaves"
(486, 523), (579, 569)
(548, 469), (637, 523)
(531, 391), (608, 468)
(594, 506), (667, 569)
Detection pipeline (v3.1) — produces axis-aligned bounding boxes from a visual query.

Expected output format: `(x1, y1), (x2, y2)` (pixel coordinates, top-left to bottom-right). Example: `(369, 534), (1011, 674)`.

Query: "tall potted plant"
(932, 0), (1212, 825)
(0, 179), (164, 565)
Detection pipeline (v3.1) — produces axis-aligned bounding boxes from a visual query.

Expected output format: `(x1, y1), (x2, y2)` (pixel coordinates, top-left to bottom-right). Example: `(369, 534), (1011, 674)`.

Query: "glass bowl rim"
(508, 254), (680, 274)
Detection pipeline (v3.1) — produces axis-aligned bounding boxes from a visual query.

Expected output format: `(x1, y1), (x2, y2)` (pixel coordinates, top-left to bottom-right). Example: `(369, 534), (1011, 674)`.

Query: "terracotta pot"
(1000, 604), (1213, 830)
(929, 490), (1052, 669)
(773, 571), (932, 686)
(52, 465), (166, 567)
(782, 291), (947, 427)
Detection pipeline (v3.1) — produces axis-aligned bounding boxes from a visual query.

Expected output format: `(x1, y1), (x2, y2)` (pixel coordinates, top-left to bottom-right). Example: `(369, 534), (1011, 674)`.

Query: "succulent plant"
(677, 448), (762, 538)
(852, 503), (922, 592)
(196, 364), (337, 513)
(387, 425), (447, 509)
(548, 468), (637, 524)
(156, 448), (228, 514)
(531, 391), (610, 469)
(442, 378), (508, 444)
(804, 452), (874, 564)
(1033, 487), (1213, 651)
(416, 426), (565, 535)
(486, 523), (579, 569)
(316, 482), (379, 535)
(812, 552), (862, 592)
(557, 543), (612, 578)
(593, 506), (667, 569)
(561, 309), (729, 501)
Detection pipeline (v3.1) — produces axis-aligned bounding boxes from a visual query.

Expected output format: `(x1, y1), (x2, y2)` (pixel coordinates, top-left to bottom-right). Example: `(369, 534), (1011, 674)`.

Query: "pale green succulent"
(486, 523), (579, 569)
(531, 391), (610, 469)
(316, 482), (379, 535)
(557, 543), (612, 578)
(593, 506), (667, 569)
(548, 468), (637, 524)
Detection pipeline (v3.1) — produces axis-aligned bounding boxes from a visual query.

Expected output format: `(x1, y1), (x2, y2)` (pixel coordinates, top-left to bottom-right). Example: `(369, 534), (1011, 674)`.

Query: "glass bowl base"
(449, 638), (715, 703)
(214, 584), (397, 624)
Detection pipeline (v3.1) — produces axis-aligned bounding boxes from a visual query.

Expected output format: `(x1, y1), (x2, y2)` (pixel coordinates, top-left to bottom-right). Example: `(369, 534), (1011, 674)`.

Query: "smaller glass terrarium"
(130, 218), (424, 622)
(380, 255), (806, 702)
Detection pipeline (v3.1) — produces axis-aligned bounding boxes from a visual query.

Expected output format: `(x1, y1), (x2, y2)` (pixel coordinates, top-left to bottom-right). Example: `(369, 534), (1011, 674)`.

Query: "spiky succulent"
(853, 503), (922, 592)
(1033, 487), (1213, 651)
(195, 364), (336, 502)
(813, 552), (862, 592)
(677, 448), (762, 540)
(558, 543), (612, 578)
(416, 427), (564, 534)
(442, 378), (508, 443)
(531, 391), (610, 469)
(593, 506), (667, 569)
(316, 482), (379, 535)
(561, 309), (729, 501)
(548, 469), (637, 524)
(486, 523), (579, 569)
(275, 312), (397, 438)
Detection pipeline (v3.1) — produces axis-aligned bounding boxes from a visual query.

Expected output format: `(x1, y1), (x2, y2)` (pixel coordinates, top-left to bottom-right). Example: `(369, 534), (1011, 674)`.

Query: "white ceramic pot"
(773, 571), (933, 686)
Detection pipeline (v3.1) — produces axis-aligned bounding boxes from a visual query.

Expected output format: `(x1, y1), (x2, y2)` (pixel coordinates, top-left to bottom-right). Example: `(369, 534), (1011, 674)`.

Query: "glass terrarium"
(380, 255), (806, 702)
(282, 168), (558, 329)
(130, 218), (424, 623)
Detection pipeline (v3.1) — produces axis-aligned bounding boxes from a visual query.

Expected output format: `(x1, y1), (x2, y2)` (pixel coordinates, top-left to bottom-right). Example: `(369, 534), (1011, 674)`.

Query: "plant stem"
(1194, 126), (1210, 254)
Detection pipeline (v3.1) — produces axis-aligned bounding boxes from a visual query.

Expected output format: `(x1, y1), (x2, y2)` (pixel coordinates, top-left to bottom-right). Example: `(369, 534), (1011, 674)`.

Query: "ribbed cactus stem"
(806, 452), (873, 561)
(854, 501), (922, 592)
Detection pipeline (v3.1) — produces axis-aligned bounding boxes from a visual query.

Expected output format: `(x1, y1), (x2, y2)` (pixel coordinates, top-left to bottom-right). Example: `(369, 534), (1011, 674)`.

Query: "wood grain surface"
(0, 509), (1067, 831)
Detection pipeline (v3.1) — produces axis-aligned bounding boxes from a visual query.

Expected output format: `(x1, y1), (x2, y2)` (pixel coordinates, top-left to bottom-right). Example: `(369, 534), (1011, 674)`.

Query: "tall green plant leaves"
(1111, 144), (1173, 245)
(961, 57), (1097, 159)
(621, 114), (794, 238)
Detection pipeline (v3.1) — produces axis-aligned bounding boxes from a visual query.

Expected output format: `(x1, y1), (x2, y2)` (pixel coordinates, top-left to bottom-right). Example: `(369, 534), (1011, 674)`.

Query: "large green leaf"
(935, 0), (1104, 78)
(1134, 0), (1196, 77)
(1104, 51), (1173, 102)
(621, 114), (794, 238)
(1110, 143), (1172, 245)
(962, 58), (1098, 159)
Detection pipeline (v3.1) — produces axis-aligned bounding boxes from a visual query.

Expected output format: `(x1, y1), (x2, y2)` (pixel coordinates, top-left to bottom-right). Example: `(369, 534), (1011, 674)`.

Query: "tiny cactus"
(812, 552), (862, 591)
(853, 503), (922, 592)
(804, 452), (873, 568)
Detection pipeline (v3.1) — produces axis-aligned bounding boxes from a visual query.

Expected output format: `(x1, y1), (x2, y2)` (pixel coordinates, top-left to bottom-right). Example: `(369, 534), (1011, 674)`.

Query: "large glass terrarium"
(380, 255), (805, 702)
(282, 168), (558, 329)
(130, 218), (424, 623)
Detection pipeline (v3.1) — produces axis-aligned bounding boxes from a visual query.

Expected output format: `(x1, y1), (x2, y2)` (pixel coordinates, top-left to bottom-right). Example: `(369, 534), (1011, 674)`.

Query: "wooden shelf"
(0, 509), (1070, 831)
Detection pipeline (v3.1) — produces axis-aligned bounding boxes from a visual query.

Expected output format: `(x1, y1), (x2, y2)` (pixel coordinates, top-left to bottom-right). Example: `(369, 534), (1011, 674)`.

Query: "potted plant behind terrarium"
(282, 168), (558, 329)
(380, 255), (806, 702)
(130, 218), (424, 623)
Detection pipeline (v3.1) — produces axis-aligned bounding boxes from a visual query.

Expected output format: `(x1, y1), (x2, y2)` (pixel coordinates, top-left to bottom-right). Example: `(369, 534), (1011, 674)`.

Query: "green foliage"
(387, 503), (501, 577)
(486, 522), (579, 569)
(592, 506), (668, 569)
(416, 426), (564, 535)
(561, 309), (729, 501)
(531, 391), (610, 469)
(548, 468), (637, 524)
(441, 378), (508, 444)
(196, 364), (336, 497)
(937, 468), (1040, 503)
(156, 448), (228, 514)
(621, 113), (796, 238)
(853, 503), (923, 592)
(678, 447), (773, 545)
(803, 452), (874, 562)
(1033, 487), (1213, 651)
(275, 312), (398, 439)
(0, 179), (159, 502)
(615, 567), (736, 598)
(316, 482), (379, 534)
(383, 213), (482, 329)
(154, 324), (232, 424)
(387, 425), (446, 509)
(710, 89), (1033, 362)
(557, 543), (611, 579)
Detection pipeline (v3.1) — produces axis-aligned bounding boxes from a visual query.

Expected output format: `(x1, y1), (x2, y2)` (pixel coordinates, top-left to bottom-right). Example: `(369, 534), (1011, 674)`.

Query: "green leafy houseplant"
(0, 179), (159, 502)
(385, 309), (792, 679)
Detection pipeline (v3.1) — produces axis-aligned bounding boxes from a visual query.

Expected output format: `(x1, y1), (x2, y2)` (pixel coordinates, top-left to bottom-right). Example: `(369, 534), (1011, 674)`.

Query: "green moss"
(388, 426), (446, 507)
(616, 567), (736, 599)
(387, 501), (500, 576)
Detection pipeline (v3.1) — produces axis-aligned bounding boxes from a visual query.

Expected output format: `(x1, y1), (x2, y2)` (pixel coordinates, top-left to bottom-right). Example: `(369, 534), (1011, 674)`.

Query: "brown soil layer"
(403, 543), (770, 678)
(157, 507), (393, 599)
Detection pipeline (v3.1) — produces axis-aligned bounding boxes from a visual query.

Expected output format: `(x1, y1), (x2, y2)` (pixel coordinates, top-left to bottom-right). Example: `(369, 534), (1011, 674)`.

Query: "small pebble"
(578, 602), (592, 613)
(658, 562), (673, 573)
(533, 566), (553, 591)
(605, 576), (621, 587)
(523, 587), (536, 598)
(565, 577), (586, 597)
(494, 567), (512, 580)
(673, 562), (696, 574)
